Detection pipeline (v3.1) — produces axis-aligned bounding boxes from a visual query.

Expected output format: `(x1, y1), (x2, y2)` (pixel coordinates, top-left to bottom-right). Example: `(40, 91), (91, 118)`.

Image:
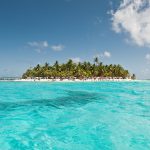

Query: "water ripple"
(0, 82), (150, 149)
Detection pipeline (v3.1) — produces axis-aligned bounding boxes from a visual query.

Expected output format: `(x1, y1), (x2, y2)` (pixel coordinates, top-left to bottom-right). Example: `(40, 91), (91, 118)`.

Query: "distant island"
(22, 57), (136, 81)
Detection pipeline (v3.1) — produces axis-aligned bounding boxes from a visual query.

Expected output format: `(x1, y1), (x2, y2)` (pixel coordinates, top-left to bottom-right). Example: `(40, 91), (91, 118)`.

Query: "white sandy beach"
(14, 78), (133, 82)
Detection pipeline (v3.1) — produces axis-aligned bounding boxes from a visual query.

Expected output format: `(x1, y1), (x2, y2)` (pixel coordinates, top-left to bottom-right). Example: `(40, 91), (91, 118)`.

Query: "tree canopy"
(22, 58), (135, 79)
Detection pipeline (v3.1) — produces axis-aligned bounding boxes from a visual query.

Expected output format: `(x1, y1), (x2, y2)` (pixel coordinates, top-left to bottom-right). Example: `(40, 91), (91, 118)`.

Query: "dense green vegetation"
(22, 58), (135, 79)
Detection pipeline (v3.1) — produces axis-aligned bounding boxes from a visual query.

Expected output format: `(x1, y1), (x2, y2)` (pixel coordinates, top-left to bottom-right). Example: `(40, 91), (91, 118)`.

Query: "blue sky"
(0, 0), (150, 79)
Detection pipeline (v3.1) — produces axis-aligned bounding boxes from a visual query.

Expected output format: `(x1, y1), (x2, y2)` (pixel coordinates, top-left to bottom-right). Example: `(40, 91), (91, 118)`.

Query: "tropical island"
(22, 57), (136, 81)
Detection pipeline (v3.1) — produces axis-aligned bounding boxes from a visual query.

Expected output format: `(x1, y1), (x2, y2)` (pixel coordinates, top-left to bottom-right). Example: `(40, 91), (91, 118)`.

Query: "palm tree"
(54, 61), (59, 71)
(44, 62), (49, 69)
(67, 59), (73, 71)
(131, 74), (136, 80)
(94, 57), (99, 65)
(35, 64), (40, 71)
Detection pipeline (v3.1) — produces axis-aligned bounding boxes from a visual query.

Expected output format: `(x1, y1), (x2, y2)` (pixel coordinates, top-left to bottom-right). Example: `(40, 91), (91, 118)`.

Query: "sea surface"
(0, 81), (150, 150)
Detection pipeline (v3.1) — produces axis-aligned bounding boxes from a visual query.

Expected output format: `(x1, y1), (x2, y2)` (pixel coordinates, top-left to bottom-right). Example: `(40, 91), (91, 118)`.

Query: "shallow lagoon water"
(0, 81), (150, 150)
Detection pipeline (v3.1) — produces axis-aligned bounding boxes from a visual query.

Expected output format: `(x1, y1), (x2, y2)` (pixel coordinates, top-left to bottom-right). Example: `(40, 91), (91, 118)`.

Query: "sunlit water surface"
(0, 81), (150, 150)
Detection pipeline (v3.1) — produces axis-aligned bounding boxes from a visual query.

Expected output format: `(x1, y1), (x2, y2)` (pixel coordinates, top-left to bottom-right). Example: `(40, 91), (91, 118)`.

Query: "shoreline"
(0, 78), (139, 82)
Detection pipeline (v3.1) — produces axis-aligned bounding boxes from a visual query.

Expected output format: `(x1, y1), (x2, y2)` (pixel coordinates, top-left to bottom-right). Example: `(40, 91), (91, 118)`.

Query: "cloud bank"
(103, 51), (111, 58)
(28, 41), (48, 52)
(28, 41), (65, 52)
(51, 44), (64, 51)
(94, 51), (111, 59)
(112, 0), (150, 47)
(100, 51), (111, 58)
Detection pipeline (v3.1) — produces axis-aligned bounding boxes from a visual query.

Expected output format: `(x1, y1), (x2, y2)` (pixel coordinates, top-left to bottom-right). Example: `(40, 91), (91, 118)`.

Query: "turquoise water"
(0, 81), (150, 150)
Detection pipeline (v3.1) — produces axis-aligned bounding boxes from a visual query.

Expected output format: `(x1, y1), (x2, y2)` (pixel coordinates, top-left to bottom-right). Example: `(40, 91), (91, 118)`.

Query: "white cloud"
(94, 51), (111, 59)
(28, 41), (48, 52)
(112, 0), (150, 47)
(71, 57), (81, 63)
(43, 41), (48, 47)
(51, 44), (64, 51)
(28, 41), (65, 52)
(145, 53), (150, 62)
(104, 51), (111, 58)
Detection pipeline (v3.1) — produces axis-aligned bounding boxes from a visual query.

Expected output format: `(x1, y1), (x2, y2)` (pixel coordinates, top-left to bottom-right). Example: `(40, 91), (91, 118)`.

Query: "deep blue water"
(0, 81), (150, 150)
